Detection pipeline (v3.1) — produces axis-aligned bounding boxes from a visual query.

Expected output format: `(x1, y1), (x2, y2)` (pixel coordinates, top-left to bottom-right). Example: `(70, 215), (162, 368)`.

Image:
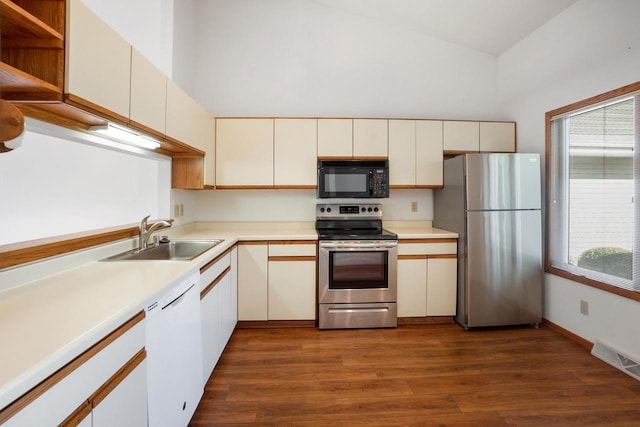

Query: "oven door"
(319, 240), (397, 304)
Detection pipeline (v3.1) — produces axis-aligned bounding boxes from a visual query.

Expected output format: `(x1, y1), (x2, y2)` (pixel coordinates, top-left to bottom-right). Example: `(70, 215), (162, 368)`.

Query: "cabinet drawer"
(398, 240), (457, 256)
(200, 252), (231, 293)
(268, 242), (316, 257)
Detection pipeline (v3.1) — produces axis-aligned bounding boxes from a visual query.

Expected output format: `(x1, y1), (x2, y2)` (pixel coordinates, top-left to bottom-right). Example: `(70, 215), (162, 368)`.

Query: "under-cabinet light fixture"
(89, 123), (161, 150)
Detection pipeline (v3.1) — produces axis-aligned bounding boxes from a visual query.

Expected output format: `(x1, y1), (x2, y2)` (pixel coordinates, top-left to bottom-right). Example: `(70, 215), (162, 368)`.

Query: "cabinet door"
(91, 361), (148, 427)
(353, 119), (388, 158)
(426, 258), (457, 316)
(317, 118), (352, 158)
(201, 283), (220, 381)
(216, 119), (274, 187)
(480, 122), (516, 152)
(416, 120), (443, 187)
(166, 80), (198, 147)
(443, 121), (479, 152)
(274, 119), (317, 187)
(268, 260), (316, 320)
(217, 272), (234, 351)
(397, 258), (427, 317)
(130, 49), (166, 135)
(66, 0), (131, 119)
(388, 120), (416, 187)
(238, 243), (268, 320)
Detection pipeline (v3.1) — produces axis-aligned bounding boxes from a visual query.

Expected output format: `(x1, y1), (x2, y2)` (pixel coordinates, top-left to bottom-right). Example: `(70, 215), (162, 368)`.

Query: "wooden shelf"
(0, 0), (64, 41)
(0, 61), (62, 99)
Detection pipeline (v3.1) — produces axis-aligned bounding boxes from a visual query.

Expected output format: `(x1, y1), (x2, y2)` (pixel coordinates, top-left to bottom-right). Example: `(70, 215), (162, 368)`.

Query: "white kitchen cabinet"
(389, 119), (443, 188)
(65, 0), (131, 120)
(216, 119), (274, 188)
(397, 258), (428, 317)
(397, 240), (457, 318)
(388, 119), (416, 187)
(480, 121), (516, 152)
(274, 119), (317, 188)
(443, 121), (479, 153)
(238, 243), (269, 320)
(416, 120), (443, 187)
(317, 118), (352, 158)
(130, 48), (166, 136)
(353, 119), (388, 158)
(268, 242), (316, 320)
(4, 314), (147, 426)
(426, 258), (457, 316)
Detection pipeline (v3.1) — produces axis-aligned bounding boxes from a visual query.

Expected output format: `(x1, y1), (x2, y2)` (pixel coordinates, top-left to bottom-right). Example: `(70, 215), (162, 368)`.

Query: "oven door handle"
(319, 241), (397, 250)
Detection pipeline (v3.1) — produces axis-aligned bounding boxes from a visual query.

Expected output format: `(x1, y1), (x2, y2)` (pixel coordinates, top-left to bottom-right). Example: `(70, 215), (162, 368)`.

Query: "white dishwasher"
(145, 272), (204, 427)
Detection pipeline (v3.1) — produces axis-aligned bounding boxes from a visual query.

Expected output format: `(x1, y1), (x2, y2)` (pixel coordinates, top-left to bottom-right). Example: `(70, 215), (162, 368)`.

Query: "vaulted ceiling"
(311, 0), (578, 55)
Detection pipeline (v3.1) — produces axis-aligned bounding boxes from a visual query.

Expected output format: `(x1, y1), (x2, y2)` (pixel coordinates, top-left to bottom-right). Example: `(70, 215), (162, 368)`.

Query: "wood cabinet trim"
(200, 247), (233, 274)
(59, 400), (92, 427)
(0, 311), (144, 424)
(268, 240), (316, 245)
(268, 256), (317, 262)
(88, 348), (146, 409)
(200, 265), (231, 300)
(398, 238), (457, 244)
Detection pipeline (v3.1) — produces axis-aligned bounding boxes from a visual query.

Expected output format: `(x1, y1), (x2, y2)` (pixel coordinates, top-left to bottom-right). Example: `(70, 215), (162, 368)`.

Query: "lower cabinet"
(238, 241), (317, 321)
(397, 239), (458, 318)
(1, 313), (148, 427)
(199, 246), (238, 382)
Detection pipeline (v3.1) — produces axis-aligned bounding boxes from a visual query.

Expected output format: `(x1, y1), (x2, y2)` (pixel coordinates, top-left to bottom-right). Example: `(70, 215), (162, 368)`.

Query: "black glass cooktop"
(316, 227), (397, 241)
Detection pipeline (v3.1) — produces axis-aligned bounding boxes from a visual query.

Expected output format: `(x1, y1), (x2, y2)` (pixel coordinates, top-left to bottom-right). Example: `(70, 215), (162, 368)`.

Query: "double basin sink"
(102, 239), (224, 261)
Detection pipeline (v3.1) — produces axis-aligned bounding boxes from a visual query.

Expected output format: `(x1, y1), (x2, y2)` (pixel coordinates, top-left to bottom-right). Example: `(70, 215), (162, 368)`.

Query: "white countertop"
(0, 221), (455, 409)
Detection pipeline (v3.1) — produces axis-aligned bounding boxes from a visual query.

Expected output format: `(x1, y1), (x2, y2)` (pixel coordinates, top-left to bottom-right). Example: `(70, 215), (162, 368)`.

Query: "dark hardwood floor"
(190, 324), (640, 426)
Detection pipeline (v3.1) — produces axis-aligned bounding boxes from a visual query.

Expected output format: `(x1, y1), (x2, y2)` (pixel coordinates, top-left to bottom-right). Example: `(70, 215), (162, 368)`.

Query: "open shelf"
(0, 0), (63, 41)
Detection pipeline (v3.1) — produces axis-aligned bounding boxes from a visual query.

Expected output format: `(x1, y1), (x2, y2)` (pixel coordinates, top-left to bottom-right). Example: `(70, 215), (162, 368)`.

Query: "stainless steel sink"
(101, 240), (224, 261)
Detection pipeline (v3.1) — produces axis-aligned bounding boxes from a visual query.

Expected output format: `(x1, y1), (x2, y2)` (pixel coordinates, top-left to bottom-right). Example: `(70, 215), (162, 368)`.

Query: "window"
(546, 82), (640, 298)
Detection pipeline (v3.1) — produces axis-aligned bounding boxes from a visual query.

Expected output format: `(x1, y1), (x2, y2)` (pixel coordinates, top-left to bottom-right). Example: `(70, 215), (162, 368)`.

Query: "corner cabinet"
(397, 239), (457, 319)
(0, 313), (148, 426)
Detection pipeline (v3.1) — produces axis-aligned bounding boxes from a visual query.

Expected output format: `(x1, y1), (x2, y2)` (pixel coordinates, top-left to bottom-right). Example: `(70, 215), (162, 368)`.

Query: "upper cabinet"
(443, 121), (479, 153)
(0, 0), (65, 101)
(353, 119), (388, 158)
(65, 0), (131, 121)
(130, 49), (166, 138)
(318, 118), (388, 158)
(480, 121), (516, 152)
(443, 120), (516, 153)
(317, 118), (352, 158)
(216, 118), (274, 188)
(274, 118), (317, 188)
(389, 119), (443, 188)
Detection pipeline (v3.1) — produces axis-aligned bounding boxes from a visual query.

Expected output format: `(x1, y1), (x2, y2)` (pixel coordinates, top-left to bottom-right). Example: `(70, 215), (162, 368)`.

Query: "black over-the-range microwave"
(317, 160), (389, 198)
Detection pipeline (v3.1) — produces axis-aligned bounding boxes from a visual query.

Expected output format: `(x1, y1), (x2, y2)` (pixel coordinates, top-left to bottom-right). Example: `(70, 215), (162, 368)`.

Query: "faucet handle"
(140, 215), (151, 231)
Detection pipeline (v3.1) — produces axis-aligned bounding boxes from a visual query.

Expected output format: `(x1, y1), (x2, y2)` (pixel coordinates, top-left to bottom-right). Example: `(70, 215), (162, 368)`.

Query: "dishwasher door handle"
(162, 283), (195, 310)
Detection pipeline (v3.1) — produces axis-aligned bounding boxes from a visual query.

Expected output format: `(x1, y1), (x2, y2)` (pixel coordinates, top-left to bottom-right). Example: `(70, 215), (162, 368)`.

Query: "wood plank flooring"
(189, 324), (640, 426)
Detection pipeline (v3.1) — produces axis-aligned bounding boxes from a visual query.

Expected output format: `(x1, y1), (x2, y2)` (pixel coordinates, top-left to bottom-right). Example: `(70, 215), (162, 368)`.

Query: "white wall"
(496, 0), (640, 358)
(185, 0), (497, 119)
(0, 122), (171, 245)
(192, 189), (432, 222)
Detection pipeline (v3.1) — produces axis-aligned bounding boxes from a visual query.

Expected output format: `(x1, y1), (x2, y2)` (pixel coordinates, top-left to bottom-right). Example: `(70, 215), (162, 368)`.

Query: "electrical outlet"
(411, 201), (418, 212)
(580, 300), (589, 316)
(179, 204), (184, 216)
(174, 204), (181, 217)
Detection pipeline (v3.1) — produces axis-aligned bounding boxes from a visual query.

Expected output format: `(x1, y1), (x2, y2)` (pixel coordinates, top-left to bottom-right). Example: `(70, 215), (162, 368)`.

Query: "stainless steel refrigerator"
(433, 153), (542, 328)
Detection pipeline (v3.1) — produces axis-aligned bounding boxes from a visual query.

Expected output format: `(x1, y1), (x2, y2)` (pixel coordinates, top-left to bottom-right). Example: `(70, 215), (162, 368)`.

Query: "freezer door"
(465, 153), (541, 210)
(463, 209), (542, 327)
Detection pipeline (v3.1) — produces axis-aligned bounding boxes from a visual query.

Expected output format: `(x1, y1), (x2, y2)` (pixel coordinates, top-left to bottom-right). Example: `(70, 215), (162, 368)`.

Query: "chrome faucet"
(139, 215), (172, 250)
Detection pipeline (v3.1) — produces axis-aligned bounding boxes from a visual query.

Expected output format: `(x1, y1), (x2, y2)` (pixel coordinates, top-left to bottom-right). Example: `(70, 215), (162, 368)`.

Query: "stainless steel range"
(316, 203), (398, 329)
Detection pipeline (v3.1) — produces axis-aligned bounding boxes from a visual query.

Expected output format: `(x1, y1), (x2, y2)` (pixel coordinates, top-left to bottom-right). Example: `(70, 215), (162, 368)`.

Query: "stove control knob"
(374, 207), (379, 212)
(367, 207), (373, 212)
(320, 207), (325, 213)
(361, 207), (366, 212)
(327, 207), (332, 213)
